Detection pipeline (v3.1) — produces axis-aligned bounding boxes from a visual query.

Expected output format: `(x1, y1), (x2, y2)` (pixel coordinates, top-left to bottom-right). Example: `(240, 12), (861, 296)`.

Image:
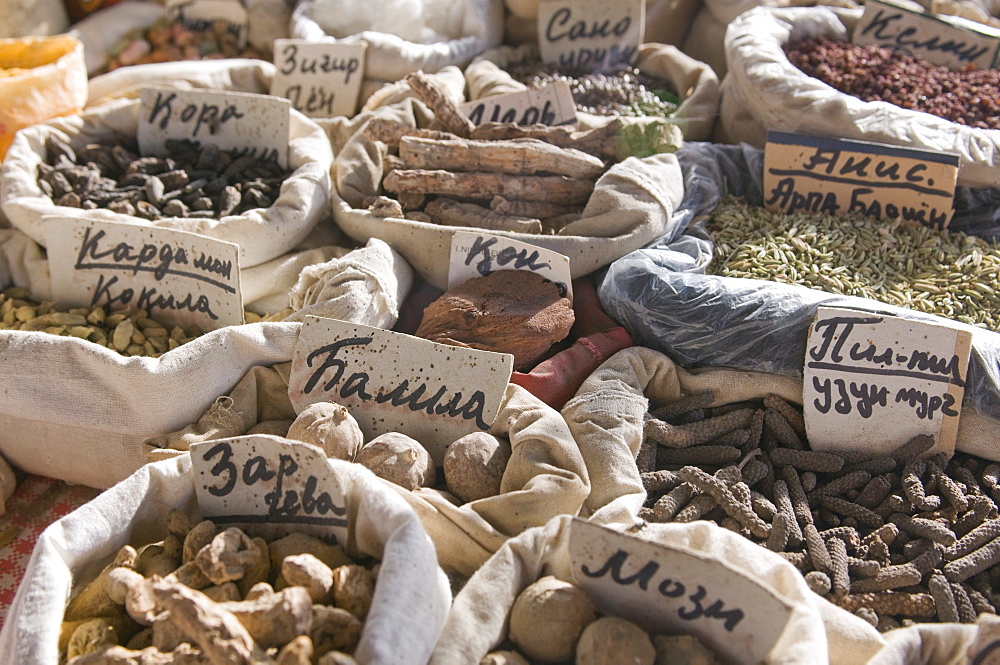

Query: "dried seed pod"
(355, 432), (435, 491)
(812, 471), (872, 499)
(856, 476), (894, 509)
(847, 557), (881, 579)
(648, 391), (715, 421)
(763, 408), (806, 450)
(781, 466), (814, 527)
(890, 513), (957, 546)
(742, 409), (765, 453)
(675, 494), (718, 523)
(805, 570), (832, 596)
(640, 470), (681, 493)
(508, 576), (596, 663)
(953, 495), (998, 538)
(827, 537), (850, 596)
(644, 408), (754, 449)
(943, 534), (1000, 583)
(816, 496), (883, 529)
(804, 523), (834, 575)
(891, 435), (936, 465)
(902, 460), (935, 510)
(849, 563), (922, 593)
(443, 431), (512, 502)
(656, 445), (741, 467)
(772, 480), (803, 548)
(832, 591), (936, 618)
(287, 402), (364, 462)
(677, 466), (770, 538)
(763, 394), (806, 437)
(945, 518), (1000, 561)
(652, 483), (696, 522)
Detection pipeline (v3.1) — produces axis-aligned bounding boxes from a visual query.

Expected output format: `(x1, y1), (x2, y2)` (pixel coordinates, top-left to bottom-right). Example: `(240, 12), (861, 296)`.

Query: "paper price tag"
(458, 81), (577, 127)
(854, 0), (1000, 70)
(764, 130), (958, 230)
(803, 307), (972, 457)
(138, 86), (290, 168)
(568, 520), (793, 665)
(45, 216), (243, 331)
(191, 435), (349, 544)
(271, 40), (367, 118)
(537, 0), (644, 72)
(448, 230), (573, 301)
(287, 316), (513, 462)
(166, 0), (249, 50)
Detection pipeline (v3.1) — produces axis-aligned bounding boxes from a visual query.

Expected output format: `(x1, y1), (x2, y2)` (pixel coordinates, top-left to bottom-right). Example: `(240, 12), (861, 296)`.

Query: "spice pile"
(785, 35), (1000, 129)
(38, 136), (293, 221)
(707, 197), (1000, 330)
(638, 392), (1000, 630)
(505, 60), (681, 118)
(103, 16), (266, 73)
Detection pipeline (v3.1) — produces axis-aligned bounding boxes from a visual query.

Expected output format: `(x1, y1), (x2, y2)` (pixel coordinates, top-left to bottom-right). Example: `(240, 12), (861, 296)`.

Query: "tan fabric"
(0, 0), (69, 39)
(562, 346), (801, 525)
(332, 99), (684, 289)
(502, 0), (700, 44)
(465, 42), (720, 141)
(429, 514), (886, 665)
(1, 98), (333, 269)
(719, 5), (1000, 188)
(391, 383), (590, 577)
(0, 454), (452, 665)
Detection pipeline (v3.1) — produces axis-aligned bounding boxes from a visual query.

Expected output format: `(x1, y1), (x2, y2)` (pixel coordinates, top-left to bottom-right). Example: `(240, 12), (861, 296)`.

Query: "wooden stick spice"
(398, 136), (606, 180)
(383, 169), (594, 204)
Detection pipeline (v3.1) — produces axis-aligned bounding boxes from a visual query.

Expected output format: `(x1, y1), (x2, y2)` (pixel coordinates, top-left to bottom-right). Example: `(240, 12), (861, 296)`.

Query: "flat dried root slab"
(398, 136), (606, 180)
(470, 122), (620, 159)
(425, 198), (543, 234)
(362, 119), (459, 149)
(490, 196), (582, 220)
(383, 169), (593, 204)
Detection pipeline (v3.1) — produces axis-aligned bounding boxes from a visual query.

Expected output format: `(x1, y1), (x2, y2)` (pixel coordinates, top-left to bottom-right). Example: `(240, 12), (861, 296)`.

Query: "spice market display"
(4, 0), (1000, 662)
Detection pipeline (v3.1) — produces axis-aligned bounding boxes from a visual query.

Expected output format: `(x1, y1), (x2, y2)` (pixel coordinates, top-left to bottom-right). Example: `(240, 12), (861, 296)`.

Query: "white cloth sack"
(561, 346), (801, 526)
(0, 453), (451, 665)
(718, 5), (1000, 188)
(69, 0), (289, 77)
(389, 382), (590, 577)
(429, 513), (886, 665)
(464, 42), (720, 141)
(0, 0), (69, 38)
(0, 97), (333, 269)
(332, 99), (684, 289)
(290, 0), (504, 106)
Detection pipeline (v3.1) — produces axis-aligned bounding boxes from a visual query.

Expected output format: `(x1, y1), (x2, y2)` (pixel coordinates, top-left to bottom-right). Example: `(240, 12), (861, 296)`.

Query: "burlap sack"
(68, 0), (288, 77)
(0, 35), (87, 160)
(0, 452), (451, 665)
(0, 0), (69, 38)
(562, 346), (801, 526)
(289, 0), (505, 106)
(718, 5), (1000, 188)
(465, 42), (719, 141)
(429, 513), (886, 665)
(0, 232), (413, 488)
(0, 96), (333, 269)
(332, 99), (684, 289)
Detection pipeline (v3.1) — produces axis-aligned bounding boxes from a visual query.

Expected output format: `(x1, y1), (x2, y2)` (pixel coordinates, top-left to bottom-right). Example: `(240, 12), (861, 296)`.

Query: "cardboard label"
(803, 307), (972, 457)
(287, 316), (513, 462)
(271, 40), (367, 118)
(458, 80), (577, 127)
(166, 0), (249, 50)
(568, 520), (793, 665)
(190, 435), (349, 544)
(138, 86), (290, 168)
(448, 231), (573, 301)
(45, 217), (243, 331)
(854, 0), (1000, 70)
(763, 130), (958, 230)
(537, 0), (644, 72)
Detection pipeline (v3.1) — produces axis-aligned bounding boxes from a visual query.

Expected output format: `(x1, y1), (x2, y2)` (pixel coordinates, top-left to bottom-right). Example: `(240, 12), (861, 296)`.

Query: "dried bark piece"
(404, 71), (475, 138)
(383, 168), (594, 204)
(399, 136), (606, 180)
(423, 198), (543, 234)
(362, 118), (459, 148)
(365, 196), (404, 218)
(489, 196), (582, 220)
(415, 270), (574, 372)
(644, 408), (754, 449)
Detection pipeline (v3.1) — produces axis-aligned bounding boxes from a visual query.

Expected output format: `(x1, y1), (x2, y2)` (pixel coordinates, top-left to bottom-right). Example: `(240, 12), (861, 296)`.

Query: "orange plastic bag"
(0, 35), (87, 159)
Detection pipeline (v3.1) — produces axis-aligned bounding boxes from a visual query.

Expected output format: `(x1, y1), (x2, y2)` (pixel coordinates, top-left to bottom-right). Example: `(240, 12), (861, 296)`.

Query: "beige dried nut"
(65, 545), (139, 621)
(282, 553), (335, 603)
(268, 532), (352, 573)
(183, 520), (218, 563)
(164, 561), (212, 590)
(287, 402), (364, 461)
(310, 605), (362, 656)
(201, 582), (242, 603)
(125, 628), (153, 651)
(135, 535), (182, 578)
(318, 652), (359, 665)
(103, 567), (158, 627)
(151, 613), (190, 653)
(443, 431), (511, 502)
(196, 527), (263, 585)
(244, 582), (275, 601)
(509, 576), (596, 663)
(576, 617), (655, 665)
(218, 586), (313, 649)
(355, 432), (435, 490)
(167, 509), (193, 541)
(237, 537), (271, 597)
(68, 644), (204, 665)
(332, 564), (375, 619)
(652, 634), (721, 665)
(481, 651), (530, 665)
(276, 635), (313, 665)
(67, 617), (122, 661)
(247, 420), (293, 436)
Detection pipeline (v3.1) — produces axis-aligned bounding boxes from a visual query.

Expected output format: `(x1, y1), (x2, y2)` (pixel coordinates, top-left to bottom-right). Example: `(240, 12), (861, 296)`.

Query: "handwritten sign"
(287, 316), (513, 463)
(537, 0), (644, 72)
(568, 520), (793, 664)
(166, 0), (249, 50)
(854, 0), (1000, 70)
(138, 86), (291, 168)
(45, 217), (243, 331)
(270, 40), (367, 118)
(803, 307), (972, 457)
(449, 230), (573, 301)
(764, 130), (959, 230)
(191, 435), (349, 544)
(458, 80), (577, 127)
